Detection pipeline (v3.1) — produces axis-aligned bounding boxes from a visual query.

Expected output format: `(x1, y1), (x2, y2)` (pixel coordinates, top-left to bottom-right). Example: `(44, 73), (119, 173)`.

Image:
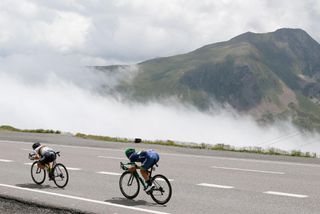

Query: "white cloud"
(35, 11), (91, 52)
(0, 0), (320, 153)
(0, 0), (319, 63)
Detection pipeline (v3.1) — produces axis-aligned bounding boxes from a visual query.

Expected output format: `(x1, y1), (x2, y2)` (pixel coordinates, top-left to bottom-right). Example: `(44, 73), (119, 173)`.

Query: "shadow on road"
(105, 197), (166, 207)
(16, 183), (59, 190)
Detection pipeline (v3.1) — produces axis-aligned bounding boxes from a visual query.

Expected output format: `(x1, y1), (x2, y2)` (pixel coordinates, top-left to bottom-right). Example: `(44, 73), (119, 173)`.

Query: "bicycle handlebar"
(120, 162), (158, 172)
(120, 162), (137, 170)
(120, 162), (126, 170)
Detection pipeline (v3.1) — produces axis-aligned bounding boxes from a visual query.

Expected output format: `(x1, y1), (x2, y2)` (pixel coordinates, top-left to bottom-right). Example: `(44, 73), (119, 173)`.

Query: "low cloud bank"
(0, 54), (319, 153)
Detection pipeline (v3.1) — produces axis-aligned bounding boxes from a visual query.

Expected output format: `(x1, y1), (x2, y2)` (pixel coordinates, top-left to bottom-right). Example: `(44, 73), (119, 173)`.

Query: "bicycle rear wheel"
(31, 162), (46, 185)
(150, 174), (172, 205)
(53, 163), (69, 188)
(119, 171), (140, 199)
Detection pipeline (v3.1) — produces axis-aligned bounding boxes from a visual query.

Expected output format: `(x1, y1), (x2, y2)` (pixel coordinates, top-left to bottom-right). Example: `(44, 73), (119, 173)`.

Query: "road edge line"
(0, 183), (171, 214)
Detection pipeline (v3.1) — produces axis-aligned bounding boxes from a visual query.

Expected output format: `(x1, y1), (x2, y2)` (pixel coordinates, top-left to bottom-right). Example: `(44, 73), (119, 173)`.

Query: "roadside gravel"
(0, 196), (89, 214)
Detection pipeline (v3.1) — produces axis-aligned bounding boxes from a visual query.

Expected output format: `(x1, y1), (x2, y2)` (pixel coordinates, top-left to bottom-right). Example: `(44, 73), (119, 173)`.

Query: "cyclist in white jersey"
(31, 142), (56, 179)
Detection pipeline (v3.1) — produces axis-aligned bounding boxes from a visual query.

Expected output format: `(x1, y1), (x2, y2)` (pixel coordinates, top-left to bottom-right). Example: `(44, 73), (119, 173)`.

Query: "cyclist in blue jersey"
(125, 148), (160, 193)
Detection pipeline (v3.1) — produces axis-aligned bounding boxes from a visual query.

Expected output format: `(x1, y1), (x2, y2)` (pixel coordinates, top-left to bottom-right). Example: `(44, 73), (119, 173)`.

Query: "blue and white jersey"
(129, 150), (160, 170)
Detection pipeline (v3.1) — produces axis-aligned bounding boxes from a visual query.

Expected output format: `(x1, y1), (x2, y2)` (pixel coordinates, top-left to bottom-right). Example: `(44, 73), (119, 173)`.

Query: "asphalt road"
(0, 131), (320, 214)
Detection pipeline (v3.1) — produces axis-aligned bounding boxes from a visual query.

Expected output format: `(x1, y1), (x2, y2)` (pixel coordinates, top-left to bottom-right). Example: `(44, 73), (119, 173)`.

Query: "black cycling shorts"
(39, 152), (56, 165)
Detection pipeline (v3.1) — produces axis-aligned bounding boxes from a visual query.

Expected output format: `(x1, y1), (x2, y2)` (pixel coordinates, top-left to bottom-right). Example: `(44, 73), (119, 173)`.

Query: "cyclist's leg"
(48, 152), (56, 169)
(38, 155), (47, 168)
(40, 152), (56, 179)
(140, 168), (150, 183)
(48, 152), (56, 178)
(141, 158), (157, 187)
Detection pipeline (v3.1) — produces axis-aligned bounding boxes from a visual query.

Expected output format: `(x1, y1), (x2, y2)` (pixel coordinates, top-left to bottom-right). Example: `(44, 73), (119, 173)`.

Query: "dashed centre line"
(67, 167), (82, 171)
(96, 171), (175, 182)
(0, 159), (14, 163)
(24, 163), (81, 171)
(24, 162), (33, 165)
(98, 156), (126, 160)
(197, 183), (234, 189)
(1, 139), (319, 168)
(155, 178), (174, 182)
(97, 171), (122, 176)
(211, 166), (285, 175)
(264, 191), (308, 198)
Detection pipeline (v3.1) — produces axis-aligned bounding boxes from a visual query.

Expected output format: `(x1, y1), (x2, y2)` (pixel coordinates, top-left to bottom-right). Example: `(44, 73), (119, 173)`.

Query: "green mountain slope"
(97, 28), (320, 131)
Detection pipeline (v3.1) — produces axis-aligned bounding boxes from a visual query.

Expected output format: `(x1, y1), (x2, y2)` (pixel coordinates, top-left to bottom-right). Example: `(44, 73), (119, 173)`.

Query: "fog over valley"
(1, 53), (320, 154)
(1, 0), (320, 154)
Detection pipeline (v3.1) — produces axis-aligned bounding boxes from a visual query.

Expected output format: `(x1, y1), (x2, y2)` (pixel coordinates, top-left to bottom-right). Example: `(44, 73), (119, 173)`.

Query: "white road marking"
(264, 191), (308, 198)
(0, 140), (122, 152)
(21, 148), (31, 151)
(2, 139), (320, 168)
(197, 183), (234, 189)
(24, 162), (33, 165)
(0, 159), (14, 163)
(211, 166), (285, 175)
(96, 171), (174, 181)
(161, 152), (320, 168)
(54, 144), (122, 152)
(24, 163), (81, 171)
(0, 140), (31, 145)
(98, 156), (126, 160)
(0, 183), (171, 214)
(155, 178), (174, 182)
(97, 171), (121, 176)
(67, 167), (82, 171)
(96, 172), (174, 182)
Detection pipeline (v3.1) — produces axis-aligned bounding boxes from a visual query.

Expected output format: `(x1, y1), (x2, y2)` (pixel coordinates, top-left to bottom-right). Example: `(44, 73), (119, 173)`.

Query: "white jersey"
(35, 146), (54, 156)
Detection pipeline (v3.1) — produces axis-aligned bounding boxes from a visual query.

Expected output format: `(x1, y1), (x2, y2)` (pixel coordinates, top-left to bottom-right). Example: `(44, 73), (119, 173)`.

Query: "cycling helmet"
(32, 142), (41, 150)
(125, 148), (135, 158)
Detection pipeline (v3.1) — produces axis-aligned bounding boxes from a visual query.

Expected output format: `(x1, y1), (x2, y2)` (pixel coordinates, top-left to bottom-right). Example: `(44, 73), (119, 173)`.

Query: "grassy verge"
(0, 125), (315, 158)
(75, 133), (317, 158)
(0, 125), (61, 134)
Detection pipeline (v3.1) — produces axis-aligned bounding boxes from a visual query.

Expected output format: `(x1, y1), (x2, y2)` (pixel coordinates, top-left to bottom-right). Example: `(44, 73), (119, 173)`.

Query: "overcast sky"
(0, 0), (319, 65)
(1, 0), (320, 152)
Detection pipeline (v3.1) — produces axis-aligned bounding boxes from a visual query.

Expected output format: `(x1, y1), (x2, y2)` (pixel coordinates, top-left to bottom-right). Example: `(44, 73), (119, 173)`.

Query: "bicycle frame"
(121, 162), (155, 189)
(119, 161), (172, 204)
(36, 157), (57, 172)
(32, 151), (61, 178)
(30, 151), (69, 188)
(133, 171), (147, 189)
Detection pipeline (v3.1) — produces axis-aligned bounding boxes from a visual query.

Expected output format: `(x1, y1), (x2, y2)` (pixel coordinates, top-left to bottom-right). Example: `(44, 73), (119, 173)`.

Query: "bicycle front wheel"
(150, 174), (172, 205)
(31, 162), (46, 185)
(119, 171), (140, 199)
(53, 163), (69, 188)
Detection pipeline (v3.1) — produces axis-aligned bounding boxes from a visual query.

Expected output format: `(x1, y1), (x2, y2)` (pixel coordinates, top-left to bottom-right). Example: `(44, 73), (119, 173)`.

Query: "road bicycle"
(119, 162), (172, 205)
(29, 151), (69, 188)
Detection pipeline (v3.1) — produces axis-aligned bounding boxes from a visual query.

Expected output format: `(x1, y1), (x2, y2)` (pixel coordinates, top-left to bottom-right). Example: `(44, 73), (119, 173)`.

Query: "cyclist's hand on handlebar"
(28, 152), (39, 160)
(28, 153), (34, 160)
(128, 166), (137, 172)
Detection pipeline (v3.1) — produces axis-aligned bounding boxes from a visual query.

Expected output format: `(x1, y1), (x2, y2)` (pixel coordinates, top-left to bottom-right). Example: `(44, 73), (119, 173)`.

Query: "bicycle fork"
(127, 173), (135, 186)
